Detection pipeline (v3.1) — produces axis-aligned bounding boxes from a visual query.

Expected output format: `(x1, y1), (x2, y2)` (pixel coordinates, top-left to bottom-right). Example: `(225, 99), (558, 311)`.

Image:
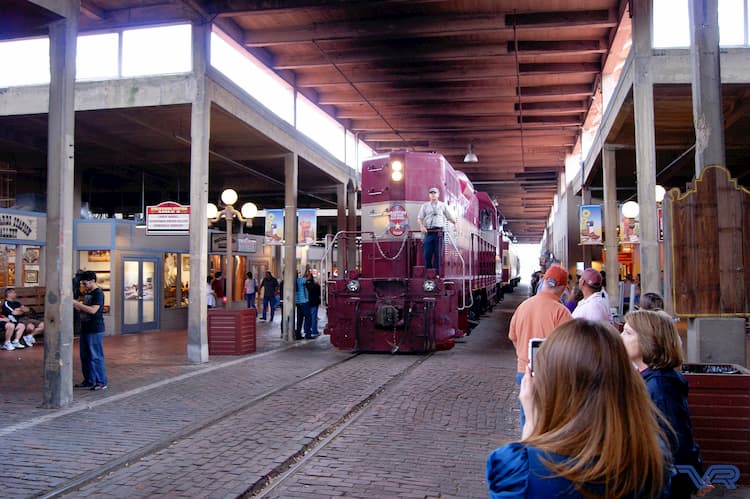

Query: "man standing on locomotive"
(417, 186), (456, 274)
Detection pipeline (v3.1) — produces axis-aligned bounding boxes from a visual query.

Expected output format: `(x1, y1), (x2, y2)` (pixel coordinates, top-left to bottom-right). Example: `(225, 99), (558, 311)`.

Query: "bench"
(8, 286), (46, 320)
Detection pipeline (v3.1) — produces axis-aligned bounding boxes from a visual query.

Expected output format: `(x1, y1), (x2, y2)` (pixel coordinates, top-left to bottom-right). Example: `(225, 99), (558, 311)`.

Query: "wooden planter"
(684, 363), (750, 485)
(207, 308), (256, 355)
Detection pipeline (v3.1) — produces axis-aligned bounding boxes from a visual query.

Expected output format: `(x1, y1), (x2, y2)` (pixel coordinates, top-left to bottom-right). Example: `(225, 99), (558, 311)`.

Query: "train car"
(323, 151), (502, 353)
(501, 238), (521, 291)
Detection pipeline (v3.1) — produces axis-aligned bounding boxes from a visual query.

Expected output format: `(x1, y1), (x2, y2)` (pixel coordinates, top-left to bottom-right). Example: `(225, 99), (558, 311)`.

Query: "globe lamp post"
(207, 188), (257, 306)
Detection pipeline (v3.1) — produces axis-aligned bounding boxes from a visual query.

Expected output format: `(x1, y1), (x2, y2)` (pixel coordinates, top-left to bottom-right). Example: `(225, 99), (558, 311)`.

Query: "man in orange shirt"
(508, 263), (573, 429)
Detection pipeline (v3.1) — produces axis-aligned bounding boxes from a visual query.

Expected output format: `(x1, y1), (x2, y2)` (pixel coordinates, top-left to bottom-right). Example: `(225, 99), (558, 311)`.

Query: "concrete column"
(187, 22), (211, 364)
(632, 0), (660, 296)
(602, 146), (620, 311)
(337, 182), (347, 272)
(581, 187), (591, 268)
(689, 0), (725, 173)
(282, 152), (298, 342)
(347, 182), (357, 271)
(43, 1), (78, 409)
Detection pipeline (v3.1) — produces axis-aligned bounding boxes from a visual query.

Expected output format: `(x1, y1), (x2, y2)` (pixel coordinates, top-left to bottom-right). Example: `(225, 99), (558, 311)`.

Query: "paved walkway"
(1, 291), (747, 498)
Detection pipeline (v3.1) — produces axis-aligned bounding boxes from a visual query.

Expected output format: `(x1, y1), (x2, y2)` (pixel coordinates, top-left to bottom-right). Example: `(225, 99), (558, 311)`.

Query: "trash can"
(682, 363), (750, 485)
(207, 307), (256, 355)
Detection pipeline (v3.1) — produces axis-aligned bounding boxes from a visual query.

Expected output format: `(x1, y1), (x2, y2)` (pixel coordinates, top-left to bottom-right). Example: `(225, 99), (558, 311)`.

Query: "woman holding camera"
(622, 309), (710, 498)
(487, 319), (672, 498)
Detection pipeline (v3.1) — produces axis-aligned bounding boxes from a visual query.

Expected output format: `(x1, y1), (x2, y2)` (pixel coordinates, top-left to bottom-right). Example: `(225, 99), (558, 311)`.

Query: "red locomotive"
(324, 151), (503, 353)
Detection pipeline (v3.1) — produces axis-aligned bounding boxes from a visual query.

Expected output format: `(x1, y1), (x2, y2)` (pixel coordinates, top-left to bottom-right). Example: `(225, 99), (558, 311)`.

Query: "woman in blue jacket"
(622, 309), (710, 498)
(487, 319), (671, 498)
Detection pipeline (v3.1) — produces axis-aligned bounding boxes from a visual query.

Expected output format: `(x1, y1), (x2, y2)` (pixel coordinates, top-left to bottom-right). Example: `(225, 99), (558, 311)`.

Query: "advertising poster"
(619, 206), (640, 243)
(297, 209), (317, 244)
(264, 209), (284, 245)
(579, 204), (603, 245)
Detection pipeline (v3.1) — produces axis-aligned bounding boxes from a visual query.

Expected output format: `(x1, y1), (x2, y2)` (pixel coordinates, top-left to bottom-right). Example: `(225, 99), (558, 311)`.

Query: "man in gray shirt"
(417, 186), (456, 273)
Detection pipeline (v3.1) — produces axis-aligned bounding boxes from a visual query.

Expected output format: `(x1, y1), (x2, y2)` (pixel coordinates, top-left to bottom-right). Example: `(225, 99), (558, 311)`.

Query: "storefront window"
(0, 244), (15, 287)
(163, 252), (189, 308)
(21, 245), (41, 286)
(79, 250), (111, 313)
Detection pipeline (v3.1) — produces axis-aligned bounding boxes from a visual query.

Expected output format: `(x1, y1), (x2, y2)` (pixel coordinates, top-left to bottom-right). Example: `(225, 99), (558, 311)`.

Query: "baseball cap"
(542, 264), (568, 287)
(581, 268), (603, 289)
(428, 187), (439, 193)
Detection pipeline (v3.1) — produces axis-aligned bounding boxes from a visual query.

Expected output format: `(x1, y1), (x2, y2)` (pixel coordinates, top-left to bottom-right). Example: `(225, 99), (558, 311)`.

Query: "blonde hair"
(625, 309), (683, 369)
(524, 319), (666, 498)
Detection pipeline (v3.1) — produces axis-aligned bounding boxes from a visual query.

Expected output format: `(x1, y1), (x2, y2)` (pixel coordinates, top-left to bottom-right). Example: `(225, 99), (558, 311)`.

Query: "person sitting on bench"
(1, 313), (26, 350)
(3, 287), (45, 347)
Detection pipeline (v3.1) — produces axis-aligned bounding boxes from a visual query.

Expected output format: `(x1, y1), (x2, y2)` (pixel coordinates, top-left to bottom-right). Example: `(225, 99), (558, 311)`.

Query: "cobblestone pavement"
(2, 294), (748, 498)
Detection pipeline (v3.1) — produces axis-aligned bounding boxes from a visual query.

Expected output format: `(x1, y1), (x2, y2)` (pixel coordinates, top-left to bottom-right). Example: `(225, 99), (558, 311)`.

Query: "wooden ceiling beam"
(335, 100), (587, 119)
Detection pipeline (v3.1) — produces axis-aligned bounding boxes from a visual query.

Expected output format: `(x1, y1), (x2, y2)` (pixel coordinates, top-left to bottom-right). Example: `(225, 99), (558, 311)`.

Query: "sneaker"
(74, 382), (94, 388)
(27, 335), (36, 345)
(91, 384), (108, 391)
(11, 340), (25, 349)
(22, 336), (34, 347)
(1, 341), (15, 351)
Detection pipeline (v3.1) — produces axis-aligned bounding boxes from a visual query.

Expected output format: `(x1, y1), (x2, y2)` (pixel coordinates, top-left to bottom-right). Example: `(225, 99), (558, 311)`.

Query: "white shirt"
(572, 291), (612, 323)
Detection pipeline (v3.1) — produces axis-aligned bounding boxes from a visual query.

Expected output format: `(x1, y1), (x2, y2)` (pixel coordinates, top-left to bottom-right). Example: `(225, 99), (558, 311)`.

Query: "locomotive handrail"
(444, 230), (473, 311)
(372, 229), (409, 261)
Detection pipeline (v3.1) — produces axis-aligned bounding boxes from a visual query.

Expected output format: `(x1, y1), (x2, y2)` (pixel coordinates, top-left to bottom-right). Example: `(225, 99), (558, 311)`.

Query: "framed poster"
(24, 269), (39, 284)
(23, 247), (40, 264)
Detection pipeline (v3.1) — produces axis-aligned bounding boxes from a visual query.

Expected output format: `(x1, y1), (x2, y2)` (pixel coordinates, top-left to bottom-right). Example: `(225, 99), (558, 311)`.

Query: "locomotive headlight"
(390, 160), (404, 182)
(423, 280), (436, 292)
(346, 280), (360, 292)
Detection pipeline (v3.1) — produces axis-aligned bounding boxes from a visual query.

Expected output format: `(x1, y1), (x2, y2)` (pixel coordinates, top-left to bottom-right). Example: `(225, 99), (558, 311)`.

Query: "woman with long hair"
(487, 319), (671, 498)
(622, 310), (710, 498)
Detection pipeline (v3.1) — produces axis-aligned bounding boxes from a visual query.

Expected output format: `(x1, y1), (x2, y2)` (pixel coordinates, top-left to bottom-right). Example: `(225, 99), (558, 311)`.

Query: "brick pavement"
(2, 294), (748, 498)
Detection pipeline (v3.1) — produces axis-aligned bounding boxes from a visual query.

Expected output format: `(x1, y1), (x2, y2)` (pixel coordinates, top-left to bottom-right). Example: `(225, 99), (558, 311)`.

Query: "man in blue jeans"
(73, 271), (108, 391)
(417, 186), (456, 274)
(259, 271), (279, 321)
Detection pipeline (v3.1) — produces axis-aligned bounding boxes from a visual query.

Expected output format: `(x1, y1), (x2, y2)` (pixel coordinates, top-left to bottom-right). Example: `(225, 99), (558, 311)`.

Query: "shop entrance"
(122, 257), (158, 333)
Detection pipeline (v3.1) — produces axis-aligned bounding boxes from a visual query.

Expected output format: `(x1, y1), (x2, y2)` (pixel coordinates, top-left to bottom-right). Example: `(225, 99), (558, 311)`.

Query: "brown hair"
(638, 292), (664, 311)
(524, 319), (666, 498)
(625, 309), (683, 369)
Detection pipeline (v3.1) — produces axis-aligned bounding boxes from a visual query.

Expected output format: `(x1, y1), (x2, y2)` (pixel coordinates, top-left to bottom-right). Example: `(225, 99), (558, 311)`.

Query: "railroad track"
(42, 350), (430, 498)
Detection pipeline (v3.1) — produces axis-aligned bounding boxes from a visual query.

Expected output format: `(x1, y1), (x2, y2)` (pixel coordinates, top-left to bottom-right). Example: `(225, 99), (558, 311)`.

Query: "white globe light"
(241, 202), (258, 219)
(221, 188), (238, 206)
(391, 170), (403, 181)
(206, 203), (218, 219)
(655, 185), (666, 203)
(622, 200), (640, 218)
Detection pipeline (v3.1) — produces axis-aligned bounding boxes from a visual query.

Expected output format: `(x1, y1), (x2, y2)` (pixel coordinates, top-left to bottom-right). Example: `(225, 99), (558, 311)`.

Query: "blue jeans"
(245, 292), (256, 308)
(422, 230), (443, 270)
(516, 372), (525, 432)
(295, 302), (312, 337)
(309, 305), (319, 334)
(80, 332), (107, 386)
(262, 295), (275, 320)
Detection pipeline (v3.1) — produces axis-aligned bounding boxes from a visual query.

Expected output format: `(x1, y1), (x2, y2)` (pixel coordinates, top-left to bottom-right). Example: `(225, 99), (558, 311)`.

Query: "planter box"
(207, 308), (256, 355)
(683, 363), (750, 485)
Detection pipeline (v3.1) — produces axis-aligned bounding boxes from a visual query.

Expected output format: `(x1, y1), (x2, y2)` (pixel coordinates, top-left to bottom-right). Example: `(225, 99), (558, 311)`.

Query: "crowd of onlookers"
(494, 264), (711, 498)
(1, 287), (44, 351)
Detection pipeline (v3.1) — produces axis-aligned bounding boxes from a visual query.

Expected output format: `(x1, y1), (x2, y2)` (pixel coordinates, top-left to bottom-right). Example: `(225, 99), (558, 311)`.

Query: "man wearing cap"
(508, 263), (572, 429)
(572, 268), (612, 323)
(72, 271), (108, 391)
(417, 187), (456, 273)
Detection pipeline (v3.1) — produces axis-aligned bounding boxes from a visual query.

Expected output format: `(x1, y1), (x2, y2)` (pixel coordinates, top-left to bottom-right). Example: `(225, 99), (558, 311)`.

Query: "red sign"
(617, 252), (633, 264)
(388, 204), (408, 236)
(146, 201), (190, 235)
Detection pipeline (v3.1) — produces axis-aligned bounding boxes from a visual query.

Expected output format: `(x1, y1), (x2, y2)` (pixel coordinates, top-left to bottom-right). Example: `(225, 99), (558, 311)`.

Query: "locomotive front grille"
(375, 304), (400, 328)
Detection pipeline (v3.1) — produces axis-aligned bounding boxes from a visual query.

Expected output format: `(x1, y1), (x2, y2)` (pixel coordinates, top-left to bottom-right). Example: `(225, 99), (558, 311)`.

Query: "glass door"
(122, 257), (158, 333)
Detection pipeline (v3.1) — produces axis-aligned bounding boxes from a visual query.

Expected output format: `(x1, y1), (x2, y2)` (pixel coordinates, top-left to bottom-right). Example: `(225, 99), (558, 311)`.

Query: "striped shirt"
(417, 200), (455, 229)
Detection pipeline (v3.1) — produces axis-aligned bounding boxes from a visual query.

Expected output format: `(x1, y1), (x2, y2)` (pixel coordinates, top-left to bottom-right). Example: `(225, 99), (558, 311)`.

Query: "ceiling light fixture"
(464, 143), (478, 163)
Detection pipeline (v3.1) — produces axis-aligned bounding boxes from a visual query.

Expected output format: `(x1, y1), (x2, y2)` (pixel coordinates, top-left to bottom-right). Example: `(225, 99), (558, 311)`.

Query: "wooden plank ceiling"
(5, 0), (627, 243)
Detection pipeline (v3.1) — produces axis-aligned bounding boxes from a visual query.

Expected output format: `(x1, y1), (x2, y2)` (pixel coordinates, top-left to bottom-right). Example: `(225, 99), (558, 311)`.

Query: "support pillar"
(282, 153), (298, 342)
(602, 146), (620, 311)
(337, 182), (347, 273)
(43, 1), (79, 409)
(632, 0), (660, 295)
(689, 0), (725, 173)
(581, 187), (591, 269)
(187, 22), (211, 363)
(346, 182), (357, 271)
